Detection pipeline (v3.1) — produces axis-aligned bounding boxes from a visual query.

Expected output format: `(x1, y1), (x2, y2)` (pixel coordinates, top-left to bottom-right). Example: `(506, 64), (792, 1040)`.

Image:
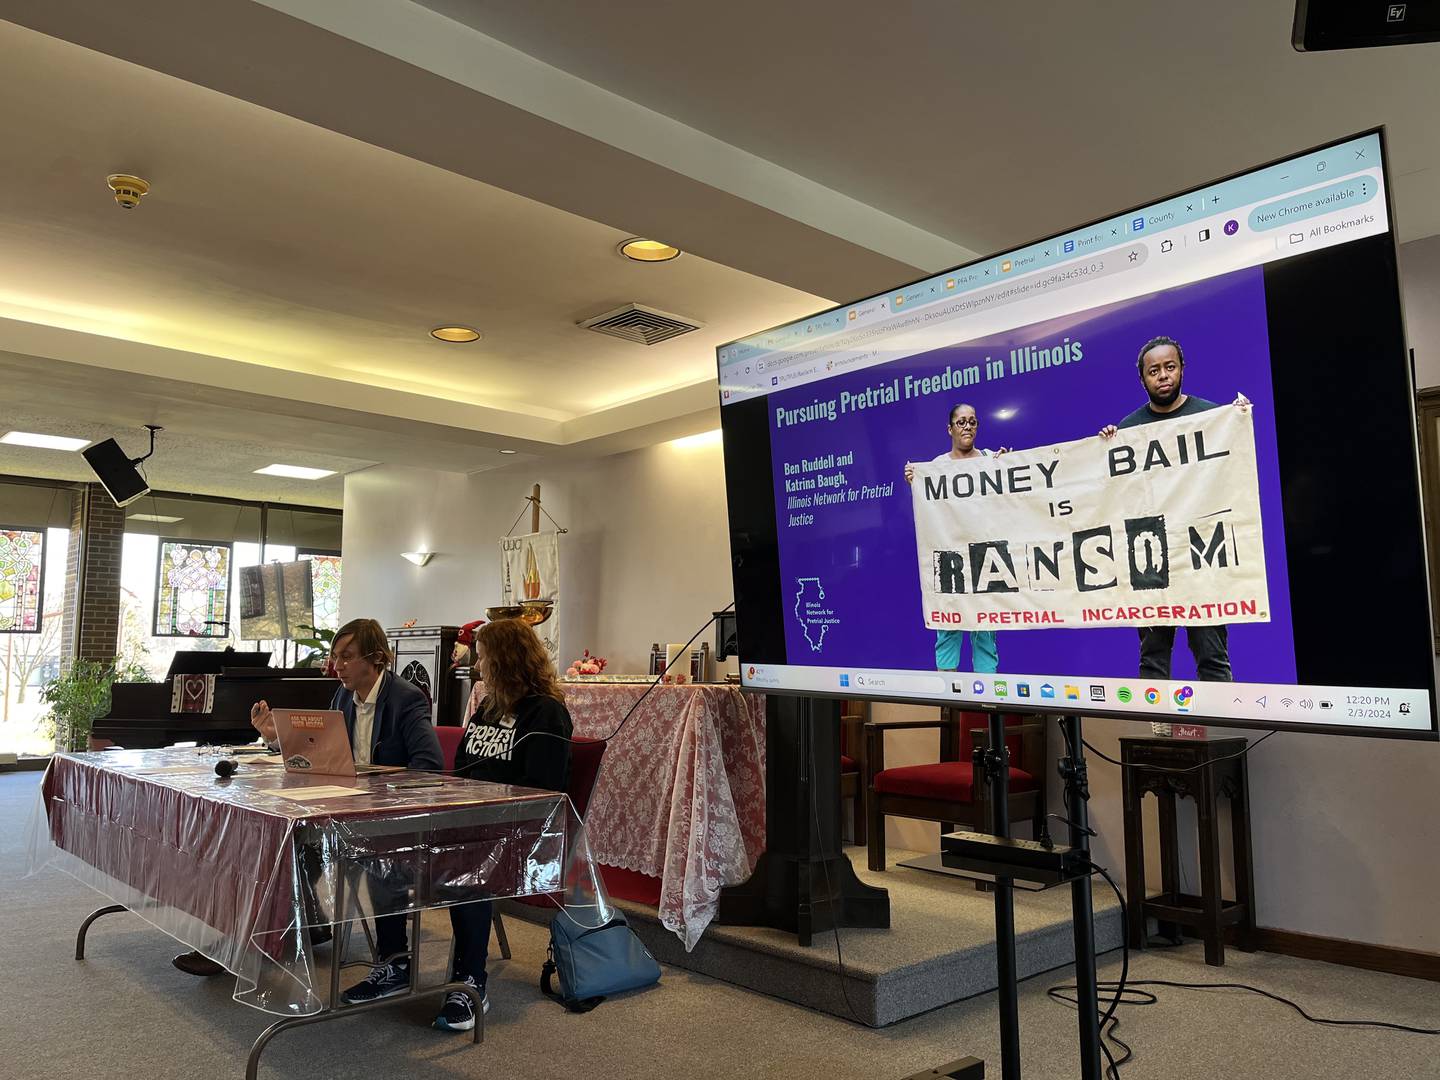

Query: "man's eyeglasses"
(329, 652), (363, 668)
(949, 417), (979, 428)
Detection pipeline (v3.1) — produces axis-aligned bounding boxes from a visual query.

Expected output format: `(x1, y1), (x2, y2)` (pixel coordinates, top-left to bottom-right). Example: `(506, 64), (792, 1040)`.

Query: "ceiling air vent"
(580, 303), (703, 346)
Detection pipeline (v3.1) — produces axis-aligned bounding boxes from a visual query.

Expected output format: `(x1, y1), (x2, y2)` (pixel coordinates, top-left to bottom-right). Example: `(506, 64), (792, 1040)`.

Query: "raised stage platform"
(507, 848), (1122, 1028)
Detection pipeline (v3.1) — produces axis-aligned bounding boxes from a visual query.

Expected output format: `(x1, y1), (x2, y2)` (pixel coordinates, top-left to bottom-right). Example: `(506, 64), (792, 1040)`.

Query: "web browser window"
(719, 130), (1435, 739)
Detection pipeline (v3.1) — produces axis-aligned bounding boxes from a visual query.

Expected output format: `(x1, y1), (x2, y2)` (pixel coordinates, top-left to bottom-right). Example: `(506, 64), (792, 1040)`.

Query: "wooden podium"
(716, 694), (890, 945)
(386, 624), (459, 727)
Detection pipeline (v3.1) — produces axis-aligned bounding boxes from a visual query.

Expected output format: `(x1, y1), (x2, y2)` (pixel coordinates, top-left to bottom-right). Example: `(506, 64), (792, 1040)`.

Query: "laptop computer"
(272, 709), (399, 777)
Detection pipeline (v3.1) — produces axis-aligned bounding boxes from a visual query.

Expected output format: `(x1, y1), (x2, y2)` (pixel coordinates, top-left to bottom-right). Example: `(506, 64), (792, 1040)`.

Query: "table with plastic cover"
(25, 748), (611, 1078)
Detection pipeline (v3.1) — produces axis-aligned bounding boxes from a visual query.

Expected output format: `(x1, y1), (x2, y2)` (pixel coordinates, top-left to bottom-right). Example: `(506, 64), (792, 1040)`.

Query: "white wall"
(1403, 233), (1440, 389)
(341, 434), (735, 675)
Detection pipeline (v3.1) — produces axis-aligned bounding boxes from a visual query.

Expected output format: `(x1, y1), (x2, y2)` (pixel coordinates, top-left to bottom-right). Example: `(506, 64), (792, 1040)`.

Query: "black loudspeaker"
(82, 437), (150, 507)
(1293, 0), (1440, 51)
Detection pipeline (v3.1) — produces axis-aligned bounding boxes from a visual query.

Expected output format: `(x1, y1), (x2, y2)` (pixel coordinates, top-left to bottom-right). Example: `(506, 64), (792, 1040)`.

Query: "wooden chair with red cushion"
(435, 723), (463, 772)
(865, 709), (1047, 873)
(490, 735), (607, 960)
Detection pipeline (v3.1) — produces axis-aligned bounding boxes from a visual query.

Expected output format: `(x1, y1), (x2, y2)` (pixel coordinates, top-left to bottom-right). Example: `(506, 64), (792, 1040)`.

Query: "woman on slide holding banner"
(905, 402), (1007, 673)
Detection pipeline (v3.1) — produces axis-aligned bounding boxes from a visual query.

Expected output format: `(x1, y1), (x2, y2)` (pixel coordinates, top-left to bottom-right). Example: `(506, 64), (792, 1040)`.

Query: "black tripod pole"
(1060, 714), (1103, 1080)
(985, 711), (1022, 1080)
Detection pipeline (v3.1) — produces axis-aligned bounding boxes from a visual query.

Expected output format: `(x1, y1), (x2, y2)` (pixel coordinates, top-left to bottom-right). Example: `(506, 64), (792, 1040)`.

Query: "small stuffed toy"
(452, 619), (485, 668)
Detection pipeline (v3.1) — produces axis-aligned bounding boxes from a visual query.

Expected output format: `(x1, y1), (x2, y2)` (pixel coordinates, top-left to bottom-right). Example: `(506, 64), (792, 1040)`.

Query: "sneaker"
(433, 977), (488, 1032)
(340, 960), (410, 1005)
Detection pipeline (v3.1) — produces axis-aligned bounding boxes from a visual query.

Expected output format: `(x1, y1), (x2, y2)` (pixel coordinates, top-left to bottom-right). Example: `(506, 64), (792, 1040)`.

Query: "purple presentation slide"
(766, 266), (1297, 682)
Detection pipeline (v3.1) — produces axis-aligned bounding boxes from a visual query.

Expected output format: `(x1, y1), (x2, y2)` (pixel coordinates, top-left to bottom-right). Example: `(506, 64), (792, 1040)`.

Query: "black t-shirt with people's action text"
(454, 693), (572, 793)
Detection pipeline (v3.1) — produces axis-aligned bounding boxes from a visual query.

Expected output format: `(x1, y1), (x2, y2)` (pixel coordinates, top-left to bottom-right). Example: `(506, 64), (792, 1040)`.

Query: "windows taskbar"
(737, 663), (1434, 734)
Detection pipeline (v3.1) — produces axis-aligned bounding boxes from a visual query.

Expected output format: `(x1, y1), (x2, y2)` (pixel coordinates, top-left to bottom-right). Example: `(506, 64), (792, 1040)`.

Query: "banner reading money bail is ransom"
(910, 405), (1271, 631)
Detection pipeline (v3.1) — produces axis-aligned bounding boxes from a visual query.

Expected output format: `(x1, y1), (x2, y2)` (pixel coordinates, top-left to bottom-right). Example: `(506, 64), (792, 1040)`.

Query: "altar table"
(563, 682), (765, 949)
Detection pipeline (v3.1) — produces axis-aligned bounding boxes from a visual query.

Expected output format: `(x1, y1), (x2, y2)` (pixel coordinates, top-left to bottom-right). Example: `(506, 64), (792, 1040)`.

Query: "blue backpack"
(540, 908), (661, 1012)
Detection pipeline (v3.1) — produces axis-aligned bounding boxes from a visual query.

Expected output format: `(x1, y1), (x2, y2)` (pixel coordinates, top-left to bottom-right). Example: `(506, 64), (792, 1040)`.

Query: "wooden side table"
(1120, 736), (1257, 965)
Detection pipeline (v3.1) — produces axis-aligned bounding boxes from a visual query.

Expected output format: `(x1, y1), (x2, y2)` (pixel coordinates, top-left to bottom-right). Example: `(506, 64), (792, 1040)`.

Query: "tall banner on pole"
(499, 531), (561, 659)
(911, 407), (1270, 631)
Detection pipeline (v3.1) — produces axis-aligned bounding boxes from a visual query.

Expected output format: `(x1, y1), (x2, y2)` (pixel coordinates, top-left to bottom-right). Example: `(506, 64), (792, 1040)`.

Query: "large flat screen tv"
(718, 128), (1436, 739)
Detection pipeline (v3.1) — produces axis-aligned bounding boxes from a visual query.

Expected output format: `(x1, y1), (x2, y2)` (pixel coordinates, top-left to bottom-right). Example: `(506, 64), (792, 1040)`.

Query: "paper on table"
(260, 785), (367, 801)
(135, 765), (214, 776)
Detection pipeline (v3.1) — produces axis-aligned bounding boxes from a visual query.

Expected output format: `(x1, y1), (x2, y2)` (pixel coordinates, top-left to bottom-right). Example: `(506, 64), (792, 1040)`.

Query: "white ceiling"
(0, 413), (364, 507)
(0, 0), (1436, 507)
(0, 18), (825, 419)
(424, 0), (1440, 249)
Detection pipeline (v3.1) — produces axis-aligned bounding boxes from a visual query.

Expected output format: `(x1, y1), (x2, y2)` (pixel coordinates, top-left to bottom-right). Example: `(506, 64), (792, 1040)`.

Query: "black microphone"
(214, 758), (239, 778)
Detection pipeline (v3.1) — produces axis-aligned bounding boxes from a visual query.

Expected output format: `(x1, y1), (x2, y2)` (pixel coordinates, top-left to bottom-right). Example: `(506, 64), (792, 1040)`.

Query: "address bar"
(755, 244), (1148, 375)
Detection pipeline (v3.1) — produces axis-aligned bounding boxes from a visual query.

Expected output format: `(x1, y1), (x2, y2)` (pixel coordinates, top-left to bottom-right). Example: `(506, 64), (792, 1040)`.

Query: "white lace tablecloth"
(565, 683), (765, 950)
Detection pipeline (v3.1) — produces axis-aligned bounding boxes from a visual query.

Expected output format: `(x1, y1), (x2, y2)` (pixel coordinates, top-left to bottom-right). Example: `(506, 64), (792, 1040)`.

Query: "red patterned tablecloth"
(564, 683), (765, 949)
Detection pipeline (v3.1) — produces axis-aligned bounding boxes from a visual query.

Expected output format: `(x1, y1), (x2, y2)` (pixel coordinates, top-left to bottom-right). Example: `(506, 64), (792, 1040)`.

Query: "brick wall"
(59, 484), (126, 666)
(58, 490), (82, 665)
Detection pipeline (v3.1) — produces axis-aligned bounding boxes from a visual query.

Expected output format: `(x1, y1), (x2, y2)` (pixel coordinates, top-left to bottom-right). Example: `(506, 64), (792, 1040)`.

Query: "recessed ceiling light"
(129, 513), (184, 524)
(1, 431), (91, 451)
(619, 238), (681, 263)
(431, 326), (482, 343)
(498, 449), (518, 455)
(254, 464), (337, 480)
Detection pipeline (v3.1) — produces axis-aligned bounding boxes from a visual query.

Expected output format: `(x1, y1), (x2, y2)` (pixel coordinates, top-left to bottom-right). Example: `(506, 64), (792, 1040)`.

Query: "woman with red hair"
(435, 618), (573, 1031)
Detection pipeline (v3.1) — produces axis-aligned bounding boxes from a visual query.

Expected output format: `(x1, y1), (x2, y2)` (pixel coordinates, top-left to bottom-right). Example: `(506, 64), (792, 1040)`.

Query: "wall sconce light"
(401, 550), (435, 567)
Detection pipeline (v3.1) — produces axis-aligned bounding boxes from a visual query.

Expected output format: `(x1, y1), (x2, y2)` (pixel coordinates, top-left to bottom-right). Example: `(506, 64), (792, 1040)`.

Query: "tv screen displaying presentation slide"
(718, 129), (1436, 739)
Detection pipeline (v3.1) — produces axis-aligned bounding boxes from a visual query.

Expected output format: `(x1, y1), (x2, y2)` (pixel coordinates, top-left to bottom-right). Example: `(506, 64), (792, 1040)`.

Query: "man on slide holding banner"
(906, 402), (1007, 673)
(1099, 335), (1250, 681)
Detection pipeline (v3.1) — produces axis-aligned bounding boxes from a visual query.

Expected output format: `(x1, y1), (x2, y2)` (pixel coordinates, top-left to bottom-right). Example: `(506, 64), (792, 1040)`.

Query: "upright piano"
(94, 654), (338, 749)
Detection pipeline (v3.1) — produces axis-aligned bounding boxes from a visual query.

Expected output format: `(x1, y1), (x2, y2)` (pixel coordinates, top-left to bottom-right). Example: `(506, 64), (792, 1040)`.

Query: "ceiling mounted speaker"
(83, 439), (150, 507)
(579, 303), (703, 346)
(82, 425), (160, 507)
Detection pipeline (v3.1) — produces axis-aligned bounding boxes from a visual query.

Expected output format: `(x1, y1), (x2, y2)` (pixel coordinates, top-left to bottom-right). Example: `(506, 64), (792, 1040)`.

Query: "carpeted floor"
(5, 771), (1439, 1080)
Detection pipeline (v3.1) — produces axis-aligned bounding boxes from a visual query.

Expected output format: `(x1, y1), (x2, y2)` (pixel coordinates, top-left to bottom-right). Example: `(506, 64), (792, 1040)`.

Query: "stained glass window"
(299, 551), (342, 631)
(154, 540), (232, 637)
(0, 527), (45, 634)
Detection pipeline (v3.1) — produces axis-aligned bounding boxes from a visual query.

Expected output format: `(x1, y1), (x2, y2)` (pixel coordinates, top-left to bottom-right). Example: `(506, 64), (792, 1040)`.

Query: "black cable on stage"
(810, 773), (865, 1025)
(1049, 860), (1133, 1079)
(1050, 716), (1133, 1078)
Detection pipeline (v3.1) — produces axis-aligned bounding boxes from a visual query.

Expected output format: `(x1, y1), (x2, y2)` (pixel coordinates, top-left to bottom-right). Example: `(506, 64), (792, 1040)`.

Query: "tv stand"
(940, 712), (1103, 1079)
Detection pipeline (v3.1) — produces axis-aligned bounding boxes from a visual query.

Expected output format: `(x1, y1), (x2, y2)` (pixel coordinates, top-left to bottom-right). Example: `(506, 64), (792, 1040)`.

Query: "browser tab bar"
(720, 132), (1387, 403)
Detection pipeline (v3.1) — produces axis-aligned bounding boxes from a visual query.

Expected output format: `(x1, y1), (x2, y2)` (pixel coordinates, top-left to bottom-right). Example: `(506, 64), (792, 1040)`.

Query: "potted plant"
(294, 624), (336, 671)
(41, 660), (125, 753)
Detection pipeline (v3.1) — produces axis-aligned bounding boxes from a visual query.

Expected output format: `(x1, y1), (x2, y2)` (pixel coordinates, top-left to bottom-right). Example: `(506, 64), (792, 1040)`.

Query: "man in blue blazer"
(245, 618), (442, 1001)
